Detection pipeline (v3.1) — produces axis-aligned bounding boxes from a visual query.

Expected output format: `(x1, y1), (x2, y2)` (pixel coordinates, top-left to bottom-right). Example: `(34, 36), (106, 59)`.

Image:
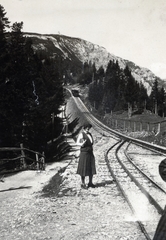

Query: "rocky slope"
(24, 33), (164, 94)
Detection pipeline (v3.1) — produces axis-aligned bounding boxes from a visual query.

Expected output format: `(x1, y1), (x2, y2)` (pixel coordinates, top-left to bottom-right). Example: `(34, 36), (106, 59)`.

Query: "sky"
(1, 0), (166, 79)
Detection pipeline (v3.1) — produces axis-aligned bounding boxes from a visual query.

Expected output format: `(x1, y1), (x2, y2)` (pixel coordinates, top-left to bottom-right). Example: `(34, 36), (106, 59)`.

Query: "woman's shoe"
(81, 184), (88, 189)
(88, 183), (96, 188)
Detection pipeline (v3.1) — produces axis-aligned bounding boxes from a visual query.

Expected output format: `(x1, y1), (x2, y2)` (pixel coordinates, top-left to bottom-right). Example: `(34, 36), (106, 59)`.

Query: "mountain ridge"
(24, 32), (165, 94)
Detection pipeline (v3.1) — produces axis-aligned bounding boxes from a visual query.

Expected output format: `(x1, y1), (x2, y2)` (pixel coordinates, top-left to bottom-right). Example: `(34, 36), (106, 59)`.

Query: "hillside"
(24, 32), (164, 94)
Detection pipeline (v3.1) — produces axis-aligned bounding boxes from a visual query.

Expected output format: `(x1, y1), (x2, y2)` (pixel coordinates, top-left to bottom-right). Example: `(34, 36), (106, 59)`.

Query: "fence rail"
(0, 143), (45, 173)
(89, 111), (166, 136)
(79, 97), (166, 135)
(103, 117), (163, 134)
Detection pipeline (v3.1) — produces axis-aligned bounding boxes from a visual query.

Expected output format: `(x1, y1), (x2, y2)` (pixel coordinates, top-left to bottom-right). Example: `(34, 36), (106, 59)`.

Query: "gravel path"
(0, 93), (160, 240)
(0, 133), (147, 240)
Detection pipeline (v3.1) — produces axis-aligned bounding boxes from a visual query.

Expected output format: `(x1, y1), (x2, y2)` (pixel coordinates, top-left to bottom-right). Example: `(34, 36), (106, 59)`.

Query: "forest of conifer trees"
(0, 4), (165, 162)
(78, 60), (166, 118)
(0, 5), (65, 157)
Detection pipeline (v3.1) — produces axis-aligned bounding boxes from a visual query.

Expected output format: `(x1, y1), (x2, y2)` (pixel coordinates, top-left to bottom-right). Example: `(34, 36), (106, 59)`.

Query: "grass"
(69, 83), (166, 147)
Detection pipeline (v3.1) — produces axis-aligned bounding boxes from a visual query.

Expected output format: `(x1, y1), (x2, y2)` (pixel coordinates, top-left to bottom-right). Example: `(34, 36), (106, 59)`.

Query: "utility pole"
(163, 101), (165, 118)
(144, 99), (147, 111)
(155, 101), (157, 115)
(128, 102), (132, 119)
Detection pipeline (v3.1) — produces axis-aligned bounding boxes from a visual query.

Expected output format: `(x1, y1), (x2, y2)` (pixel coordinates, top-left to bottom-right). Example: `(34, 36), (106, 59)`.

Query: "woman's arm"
(76, 132), (86, 146)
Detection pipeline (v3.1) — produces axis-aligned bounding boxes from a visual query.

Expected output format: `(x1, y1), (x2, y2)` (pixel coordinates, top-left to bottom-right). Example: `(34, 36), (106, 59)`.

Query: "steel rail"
(105, 141), (151, 240)
(68, 90), (166, 155)
(124, 141), (166, 194)
(66, 88), (165, 239)
(115, 140), (164, 215)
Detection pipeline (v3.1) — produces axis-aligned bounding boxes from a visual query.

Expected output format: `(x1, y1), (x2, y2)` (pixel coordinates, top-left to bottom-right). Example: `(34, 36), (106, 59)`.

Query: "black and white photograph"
(0, 0), (166, 239)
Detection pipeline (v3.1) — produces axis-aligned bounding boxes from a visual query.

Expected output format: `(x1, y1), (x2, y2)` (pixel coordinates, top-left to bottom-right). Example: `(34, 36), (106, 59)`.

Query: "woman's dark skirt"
(76, 148), (96, 177)
(153, 206), (166, 239)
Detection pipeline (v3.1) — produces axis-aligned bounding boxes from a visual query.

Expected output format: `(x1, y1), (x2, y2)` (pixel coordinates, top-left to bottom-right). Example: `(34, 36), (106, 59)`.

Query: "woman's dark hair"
(83, 123), (92, 129)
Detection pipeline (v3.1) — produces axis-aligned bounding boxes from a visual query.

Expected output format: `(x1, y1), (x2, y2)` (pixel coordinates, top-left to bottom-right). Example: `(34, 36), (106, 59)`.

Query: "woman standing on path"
(76, 123), (96, 189)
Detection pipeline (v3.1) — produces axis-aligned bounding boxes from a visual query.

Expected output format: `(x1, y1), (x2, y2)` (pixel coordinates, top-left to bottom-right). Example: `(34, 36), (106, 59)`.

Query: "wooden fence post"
(147, 122), (150, 132)
(36, 153), (39, 170)
(20, 143), (26, 169)
(134, 122), (136, 132)
(128, 121), (131, 131)
(41, 151), (45, 170)
(157, 123), (161, 134)
(124, 120), (126, 131)
(140, 122), (142, 131)
(115, 119), (117, 129)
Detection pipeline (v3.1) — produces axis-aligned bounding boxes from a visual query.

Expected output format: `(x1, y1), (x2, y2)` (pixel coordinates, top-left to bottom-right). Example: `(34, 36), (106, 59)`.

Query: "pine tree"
(104, 60), (121, 112)
(158, 86), (165, 117)
(26, 55), (65, 151)
(149, 79), (159, 114)
(0, 5), (11, 145)
(114, 71), (126, 111)
(137, 82), (148, 112)
(0, 5), (66, 160)
(96, 66), (105, 82)
(0, 4), (10, 86)
(0, 4), (10, 74)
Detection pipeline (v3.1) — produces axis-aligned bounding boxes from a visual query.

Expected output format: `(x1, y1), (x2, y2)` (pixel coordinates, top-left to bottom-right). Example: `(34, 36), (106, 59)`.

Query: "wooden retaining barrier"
(0, 144), (45, 173)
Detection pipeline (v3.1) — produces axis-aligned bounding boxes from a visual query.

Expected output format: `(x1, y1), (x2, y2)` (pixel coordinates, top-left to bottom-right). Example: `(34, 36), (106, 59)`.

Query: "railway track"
(105, 140), (166, 240)
(67, 89), (166, 239)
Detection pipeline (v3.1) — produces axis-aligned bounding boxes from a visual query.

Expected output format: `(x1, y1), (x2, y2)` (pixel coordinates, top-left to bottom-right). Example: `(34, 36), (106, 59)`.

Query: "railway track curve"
(66, 88), (166, 239)
(105, 140), (166, 240)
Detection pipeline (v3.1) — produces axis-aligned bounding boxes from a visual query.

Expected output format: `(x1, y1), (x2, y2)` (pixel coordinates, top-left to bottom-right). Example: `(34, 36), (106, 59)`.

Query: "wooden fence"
(104, 117), (162, 134)
(92, 113), (166, 136)
(0, 143), (45, 173)
(78, 97), (166, 135)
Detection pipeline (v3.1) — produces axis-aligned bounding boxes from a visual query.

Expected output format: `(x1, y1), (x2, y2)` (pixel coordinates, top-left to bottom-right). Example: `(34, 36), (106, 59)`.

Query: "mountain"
(24, 33), (163, 94)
